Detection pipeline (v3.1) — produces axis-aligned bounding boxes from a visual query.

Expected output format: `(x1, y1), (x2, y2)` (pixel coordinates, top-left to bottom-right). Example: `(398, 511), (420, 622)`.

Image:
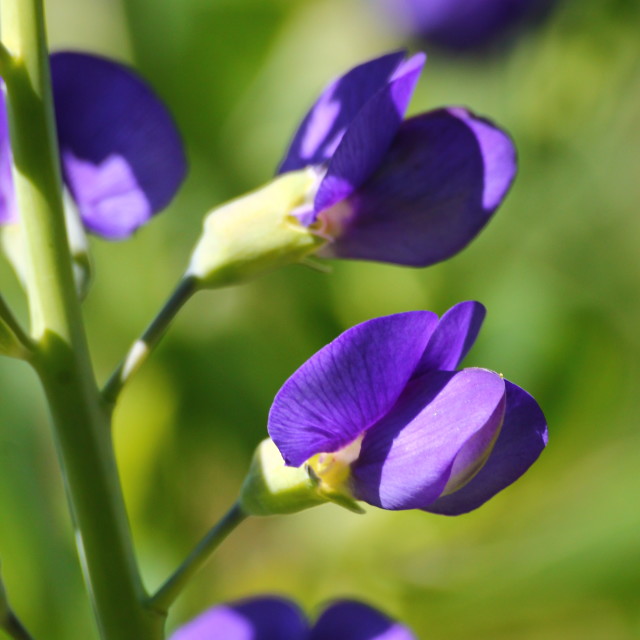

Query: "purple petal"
(278, 52), (407, 174)
(269, 311), (439, 467)
(424, 380), (548, 515)
(415, 301), (486, 375)
(0, 87), (17, 224)
(170, 597), (309, 640)
(318, 107), (517, 266)
(51, 52), (187, 239)
(313, 53), (425, 213)
(352, 368), (506, 510)
(310, 600), (416, 640)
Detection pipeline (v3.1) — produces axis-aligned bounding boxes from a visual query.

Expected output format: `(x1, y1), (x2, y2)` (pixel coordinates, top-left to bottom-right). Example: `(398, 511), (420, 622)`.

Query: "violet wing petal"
(319, 107), (517, 266)
(0, 88), (16, 224)
(352, 368), (506, 510)
(414, 301), (486, 375)
(313, 53), (425, 214)
(424, 379), (548, 515)
(269, 311), (439, 467)
(310, 600), (416, 640)
(278, 51), (406, 175)
(170, 597), (309, 640)
(51, 52), (187, 239)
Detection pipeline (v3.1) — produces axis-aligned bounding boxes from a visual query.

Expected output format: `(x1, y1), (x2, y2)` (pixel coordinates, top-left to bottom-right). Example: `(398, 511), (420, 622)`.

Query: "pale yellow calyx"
(187, 168), (327, 288)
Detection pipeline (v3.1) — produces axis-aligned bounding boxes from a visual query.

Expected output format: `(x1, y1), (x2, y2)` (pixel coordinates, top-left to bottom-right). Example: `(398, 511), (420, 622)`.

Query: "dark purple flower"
(0, 51), (186, 239)
(378, 0), (557, 51)
(170, 596), (416, 640)
(277, 52), (516, 267)
(268, 302), (547, 515)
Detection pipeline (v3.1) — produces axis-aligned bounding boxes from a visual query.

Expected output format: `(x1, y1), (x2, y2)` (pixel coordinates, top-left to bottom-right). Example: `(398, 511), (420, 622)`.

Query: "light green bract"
(187, 169), (326, 288)
(239, 439), (364, 516)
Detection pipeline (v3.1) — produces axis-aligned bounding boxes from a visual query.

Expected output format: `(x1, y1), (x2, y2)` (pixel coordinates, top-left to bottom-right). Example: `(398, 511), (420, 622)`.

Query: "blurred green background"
(1, 0), (640, 638)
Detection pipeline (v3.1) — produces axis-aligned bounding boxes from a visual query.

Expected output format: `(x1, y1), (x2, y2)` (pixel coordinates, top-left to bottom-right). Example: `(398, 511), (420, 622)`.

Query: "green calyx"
(187, 169), (327, 289)
(239, 439), (364, 517)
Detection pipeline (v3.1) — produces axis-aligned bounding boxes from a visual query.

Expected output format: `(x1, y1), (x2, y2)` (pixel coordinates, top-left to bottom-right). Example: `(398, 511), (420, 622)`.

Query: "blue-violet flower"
(277, 51), (517, 266)
(269, 301), (547, 515)
(171, 596), (416, 640)
(0, 52), (186, 239)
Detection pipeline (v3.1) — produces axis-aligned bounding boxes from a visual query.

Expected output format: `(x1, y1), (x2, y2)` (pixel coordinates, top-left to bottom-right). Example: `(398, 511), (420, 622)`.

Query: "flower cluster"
(268, 301), (547, 515)
(171, 597), (415, 640)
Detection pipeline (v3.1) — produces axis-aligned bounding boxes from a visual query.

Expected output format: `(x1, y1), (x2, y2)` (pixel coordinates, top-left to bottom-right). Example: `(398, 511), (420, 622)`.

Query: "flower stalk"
(149, 503), (247, 613)
(0, 1), (162, 638)
(102, 276), (197, 406)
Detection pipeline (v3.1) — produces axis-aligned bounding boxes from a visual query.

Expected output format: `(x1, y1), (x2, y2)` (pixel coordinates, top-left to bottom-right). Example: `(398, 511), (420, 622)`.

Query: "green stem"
(149, 504), (247, 613)
(102, 276), (198, 406)
(0, 293), (35, 357)
(0, 2), (162, 638)
(1, 613), (35, 640)
(0, 41), (14, 76)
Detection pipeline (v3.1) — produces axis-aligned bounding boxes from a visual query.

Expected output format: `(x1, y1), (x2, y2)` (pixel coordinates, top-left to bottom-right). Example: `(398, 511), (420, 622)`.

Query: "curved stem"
(102, 276), (198, 406)
(0, 2), (162, 638)
(149, 504), (247, 613)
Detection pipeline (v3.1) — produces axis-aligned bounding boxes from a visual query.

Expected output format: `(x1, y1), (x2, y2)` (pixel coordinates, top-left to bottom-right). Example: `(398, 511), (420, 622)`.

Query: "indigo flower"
(377, 0), (557, 51)
(0, 52), (186, 239)
(277, 51), (517, 267)
(171, 596), (416, 640)
(269, 301), (547, 515)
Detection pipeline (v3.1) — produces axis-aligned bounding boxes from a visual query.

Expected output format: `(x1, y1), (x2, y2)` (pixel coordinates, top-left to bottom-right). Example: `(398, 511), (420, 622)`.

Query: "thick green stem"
(149, 504), (247, 613)
(0, 2), (162, 638)
(102, 276), (197, 406)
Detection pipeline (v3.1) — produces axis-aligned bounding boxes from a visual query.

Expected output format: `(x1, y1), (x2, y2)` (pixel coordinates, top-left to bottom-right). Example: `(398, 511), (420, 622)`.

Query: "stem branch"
(149, 504), (247, 613)
(103, 276), (197, 406)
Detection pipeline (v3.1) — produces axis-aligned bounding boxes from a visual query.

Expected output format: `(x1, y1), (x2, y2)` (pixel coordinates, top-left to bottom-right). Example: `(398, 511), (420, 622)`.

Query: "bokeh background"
(1, 0), (640, 638)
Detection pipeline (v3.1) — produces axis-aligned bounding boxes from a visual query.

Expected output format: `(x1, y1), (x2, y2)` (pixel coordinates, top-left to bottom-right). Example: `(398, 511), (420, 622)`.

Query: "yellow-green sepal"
(187, 169), (326, 289)
(239, 439), (328, 516)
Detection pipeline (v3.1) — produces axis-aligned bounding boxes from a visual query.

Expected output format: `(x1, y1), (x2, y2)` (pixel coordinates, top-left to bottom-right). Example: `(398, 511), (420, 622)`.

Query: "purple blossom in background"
(171, 596), (416, 640)
(0, 52), (186, 239)
(377, 0), (557, 51)
(269, 302), (547, 515)
(278, 51), (517, 266)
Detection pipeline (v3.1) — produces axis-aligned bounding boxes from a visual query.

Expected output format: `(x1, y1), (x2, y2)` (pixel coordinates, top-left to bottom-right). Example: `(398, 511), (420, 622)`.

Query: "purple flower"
(0, 52), (186, 239)
(268, 302), (547, 515)
(378, 0), (557, 51)
(171, 596), (416, 640)
(277, 52), (517, 267)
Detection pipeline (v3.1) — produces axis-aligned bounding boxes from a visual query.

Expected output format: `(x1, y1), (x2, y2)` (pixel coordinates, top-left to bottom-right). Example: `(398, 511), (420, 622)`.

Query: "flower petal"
(51, 52), (187, 239)
(352, 368), (506, 510)
(318, 107), (517, 266)
(0, 87), (17, 224)
(424, 380), (548, 515)
(415, 301), (486, 375)
(278, 51), (407, 174)
(170, 597), (309, 640)
(313, 53), (425, 213)
(269, 311), (439, 467)
(310, 600), (416, 640)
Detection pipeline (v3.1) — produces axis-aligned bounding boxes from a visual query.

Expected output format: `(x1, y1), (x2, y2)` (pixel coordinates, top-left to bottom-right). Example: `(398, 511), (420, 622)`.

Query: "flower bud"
(186, 169), (325, 289)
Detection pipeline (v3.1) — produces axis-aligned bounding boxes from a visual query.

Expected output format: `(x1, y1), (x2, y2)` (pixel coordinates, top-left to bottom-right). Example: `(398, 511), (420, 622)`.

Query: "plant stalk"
(0, 2), (163, 638)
